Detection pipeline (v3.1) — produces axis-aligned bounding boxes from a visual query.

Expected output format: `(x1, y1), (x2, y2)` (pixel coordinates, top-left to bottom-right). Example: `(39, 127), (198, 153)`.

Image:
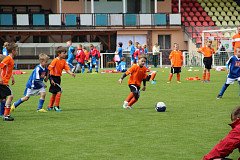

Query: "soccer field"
(1, 67), (239, 160)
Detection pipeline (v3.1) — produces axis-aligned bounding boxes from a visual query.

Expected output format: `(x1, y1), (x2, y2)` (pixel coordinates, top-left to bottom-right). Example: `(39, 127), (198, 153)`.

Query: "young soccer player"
(10, 53), (49, 113)
(83, 46), (91, 73)
(75, 44), (86, 73)
(197, 40), (215, 82)
(117, 42), (123, 61)
(0, 42), (18, 121)
(66, 40), (75, 71)
(217, 47), (240, 99)
(167, 43), (183, 83)
(2, 42), (9, 56)
(89, 44), (100, 73)
(146, 71), (157, 84)
(203, 106), (240, 160)
(118, 55), (148, 109)
(116, 57), (127, 72)
(128, 40), (135, 65)
(47, 46), (75, 112)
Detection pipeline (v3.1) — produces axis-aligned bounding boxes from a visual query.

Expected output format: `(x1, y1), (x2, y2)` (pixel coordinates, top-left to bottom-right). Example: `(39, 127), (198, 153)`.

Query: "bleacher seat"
(235, 21), (240, 26)
(216, 7), (222, 12)
(218, 16), (223, 21)
(226, 2), (231, 7)
(210, 7), (216, 12)
(219, 2), (225, 7)
(195, 12), (201, 17)
(211, 16), (217, 22)
(196, 21), (202, 26)
(233, 11), (238, 16)
(225, 16), (230, 21)
(205, 16), (211, 22)
(222, 21), (227, 26)
(0, 14), (13, 25)
(228, 21), (234, 26)
(214, 11), (219, 17)
(220, 11), (226, 17)
(227, 11), (232, 16)
(208, 11), (213, 16)
(231, 16), (236, 21)
(209, 21), (215, 26)
(199, 16), (204, 22)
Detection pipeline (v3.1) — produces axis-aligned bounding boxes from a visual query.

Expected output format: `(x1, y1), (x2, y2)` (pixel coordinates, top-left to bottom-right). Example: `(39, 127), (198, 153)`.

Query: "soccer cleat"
(177, 81), (181, 84)
(123, 101), (128, 109)
(54, 106), (62, 112)
(126, 106), (132, 109)
(37, 109), (47, 113)
(216, 95), (222, 99)
(10, 103), (15, 112)
(151, 80), (156, 85)
(47, 107), (53, 111)
(167, 81), (171, 84)
(3, 115), (14, 121)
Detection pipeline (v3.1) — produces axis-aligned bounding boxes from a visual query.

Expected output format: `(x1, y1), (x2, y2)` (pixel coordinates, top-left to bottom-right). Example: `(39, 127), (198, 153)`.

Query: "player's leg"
(81, 63), (85, 73)
(167, 67), (174, 83)
(217, 78), (232, 99)
(206, 69), (211, 82)
(37, 89), (47, 112)
(176, 67), (181, 83)
(10, 96), (29, 112)
(202, 68), (207, 82)
(95, 60), (99, 72)
(3, 95), (14, 121)
(48, 94), (56, 110)
(0, 99), (6, 116)
(53, 91), (62, 112)
(128, 85), (140, 108)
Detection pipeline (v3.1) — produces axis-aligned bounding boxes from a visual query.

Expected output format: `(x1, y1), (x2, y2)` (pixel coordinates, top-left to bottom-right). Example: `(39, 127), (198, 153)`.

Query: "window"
(64, 0), (79, 1)
(107, 0), (121, 1)
(33, 36), (49, 43)
(158, 35), (171, 49)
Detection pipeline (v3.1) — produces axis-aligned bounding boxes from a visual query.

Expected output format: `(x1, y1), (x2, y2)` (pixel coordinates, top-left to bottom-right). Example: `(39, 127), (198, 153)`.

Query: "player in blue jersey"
(116, 57), (127, 72)
(217, 47), (240, 99)
(10, 53), (49, 113)
(2, 42), (9, 56)
(128, 40), (135, 65)
(66, 41), (75, 71)
(117, 42), (123, 61)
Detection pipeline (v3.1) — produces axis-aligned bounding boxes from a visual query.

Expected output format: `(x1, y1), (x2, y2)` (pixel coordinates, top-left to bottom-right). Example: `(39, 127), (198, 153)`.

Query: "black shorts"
(0, 84), (12, 99)
(49, 76), (62, 94)
(203, 57), (212, 69)
(171, 67), (181, 74)
(129, 84), (140, 100)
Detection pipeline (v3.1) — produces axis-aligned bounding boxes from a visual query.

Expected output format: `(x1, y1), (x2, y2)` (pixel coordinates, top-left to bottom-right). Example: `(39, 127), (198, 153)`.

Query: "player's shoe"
(54, 106), (62, 112)
(177, 81), (181, 84)
(10, 103), (15, 112)
(3, 115), (14, 121)
(167, 81), (171, 83)
(126, 106), (132, 109)
(37, 109), (47, 113)
(216, 95), (222, 99)
(47, 107), (53, 111)
(122, 101), (128, 109)
(151, 80), (156, 84)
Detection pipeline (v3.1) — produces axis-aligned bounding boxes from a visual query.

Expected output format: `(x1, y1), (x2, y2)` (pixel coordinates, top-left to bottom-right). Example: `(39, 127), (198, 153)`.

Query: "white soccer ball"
(155, 102), (166, 112)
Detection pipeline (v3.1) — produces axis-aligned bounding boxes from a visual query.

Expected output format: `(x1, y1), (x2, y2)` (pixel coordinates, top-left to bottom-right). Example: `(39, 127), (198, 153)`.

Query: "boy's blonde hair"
(39, 53), (50, 61)
(6, 42), (18, 53)
(3, 42), (9, 48)
(139, 54), (147, 60)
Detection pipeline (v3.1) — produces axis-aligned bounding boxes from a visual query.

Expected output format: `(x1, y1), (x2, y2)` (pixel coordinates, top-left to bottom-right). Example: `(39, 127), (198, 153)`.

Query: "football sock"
(4, 107), (10, 116)
(37, 99), (45, 110)
(206, 72), (210, 81)
(54, 93), (61, 107)
(125, 92), (134, 102)
(177, 73), (180, 81)
(219, 83), (230, 96)
(168, 73), (173, 81)
(14, 98), (23, 108)
(48, 94), (56, 108)
(0, 100), (5, 115)
(128, 97), (138, 106)
(150, 72), (156, 81)
(202, 72), (206, 81)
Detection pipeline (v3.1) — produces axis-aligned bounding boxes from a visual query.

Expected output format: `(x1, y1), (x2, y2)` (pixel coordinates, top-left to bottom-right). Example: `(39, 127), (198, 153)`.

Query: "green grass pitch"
(0, 67), (239, 160)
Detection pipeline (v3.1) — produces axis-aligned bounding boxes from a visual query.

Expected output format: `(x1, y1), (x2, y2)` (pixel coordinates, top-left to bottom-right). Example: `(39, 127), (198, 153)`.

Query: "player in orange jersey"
(47, 46), (75, 112)
(232, 26), (240, 55)
(167, 43), (183, 83)
(197, 40), (215, 82)
(0, 42), (18, 121)
(118, 55), (148, 109)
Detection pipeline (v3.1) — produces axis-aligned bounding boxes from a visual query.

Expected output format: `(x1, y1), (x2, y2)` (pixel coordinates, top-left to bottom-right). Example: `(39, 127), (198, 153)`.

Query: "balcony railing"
(0, 13), (181, 29)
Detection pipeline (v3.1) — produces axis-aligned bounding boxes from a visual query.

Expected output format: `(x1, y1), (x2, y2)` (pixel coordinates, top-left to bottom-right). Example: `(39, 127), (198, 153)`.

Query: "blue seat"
(124, 14), (137, 26)
(154, 14), (167, 25)
(95, 14), (108, 26)
(33, 14), (45, 26)
(0, 14), (13, 25)
(65, 14), (77, 26)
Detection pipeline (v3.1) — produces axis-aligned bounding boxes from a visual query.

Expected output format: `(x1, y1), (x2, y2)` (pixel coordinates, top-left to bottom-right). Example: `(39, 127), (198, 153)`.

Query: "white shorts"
(226, 77), (240, 84)
(25, 87), (46, 96)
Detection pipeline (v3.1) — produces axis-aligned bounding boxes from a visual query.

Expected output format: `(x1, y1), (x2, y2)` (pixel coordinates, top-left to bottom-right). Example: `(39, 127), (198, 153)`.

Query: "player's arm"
(0, 67), (2, 84)
(225, 56), (232, 70)
(142, 79), (146, 91)
(197, 47), (203, 54)
(0, 58), (8, 84)
(11, 74), (15, 85)
(119, 66), (134, 83)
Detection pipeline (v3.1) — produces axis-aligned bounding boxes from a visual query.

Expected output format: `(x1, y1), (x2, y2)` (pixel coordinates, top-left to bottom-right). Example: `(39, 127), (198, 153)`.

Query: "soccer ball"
(155, 102), (166, 112)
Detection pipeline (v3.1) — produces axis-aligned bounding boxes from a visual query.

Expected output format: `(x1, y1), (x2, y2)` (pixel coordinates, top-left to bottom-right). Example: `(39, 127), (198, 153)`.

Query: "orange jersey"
(198, 46), (215, 57)
(0, 55), (14, 85)
(48, 57), (70, 76)
(232, 33), (240, 55)
(126, 64), (148, 87)
(169, 50), (183, 67)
